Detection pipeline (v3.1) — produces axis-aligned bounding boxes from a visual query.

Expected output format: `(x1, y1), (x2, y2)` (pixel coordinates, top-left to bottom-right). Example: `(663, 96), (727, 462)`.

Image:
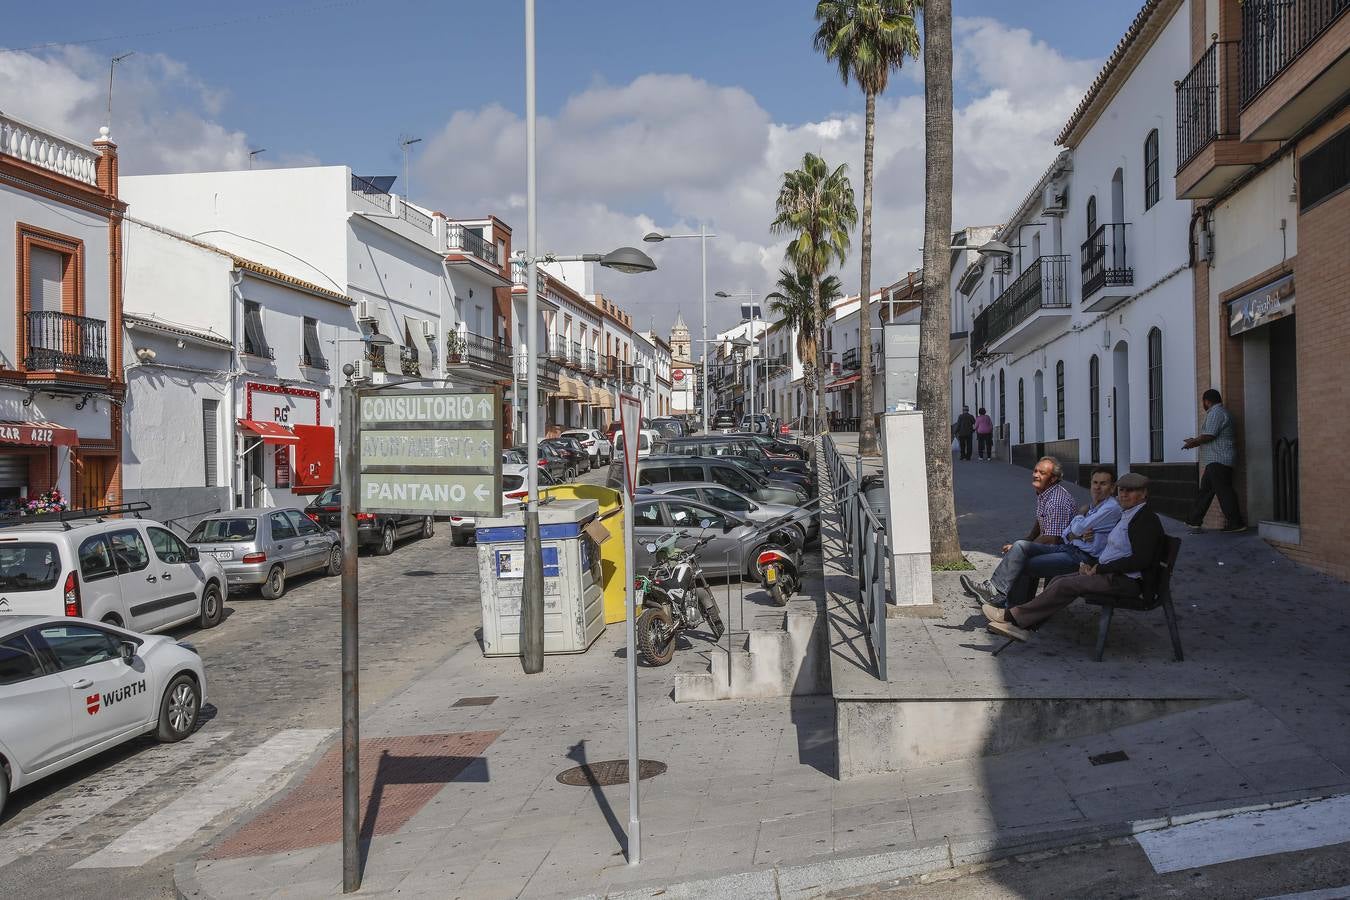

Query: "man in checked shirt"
(961, 456), (1079, 608)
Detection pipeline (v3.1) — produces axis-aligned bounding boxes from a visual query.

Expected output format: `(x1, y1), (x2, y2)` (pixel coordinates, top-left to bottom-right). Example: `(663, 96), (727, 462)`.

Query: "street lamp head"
(714, 290), (732, 298)
(642, 232), (667, 243)
(977, 239), (1014, 259)
(599, 246), (658, 274)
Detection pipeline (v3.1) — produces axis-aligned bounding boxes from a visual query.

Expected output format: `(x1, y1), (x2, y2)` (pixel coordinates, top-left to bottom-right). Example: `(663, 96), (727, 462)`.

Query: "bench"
(1082, 535), (1183, 662)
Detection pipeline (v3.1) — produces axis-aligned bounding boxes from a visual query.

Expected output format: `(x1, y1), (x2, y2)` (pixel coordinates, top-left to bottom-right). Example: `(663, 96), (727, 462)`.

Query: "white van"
(614, 428), (660, 460)
(0, 505), (227, 634)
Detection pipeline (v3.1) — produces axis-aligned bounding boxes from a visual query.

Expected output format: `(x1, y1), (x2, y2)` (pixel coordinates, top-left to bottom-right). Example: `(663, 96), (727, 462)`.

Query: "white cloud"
(415, 17), (1101, 337)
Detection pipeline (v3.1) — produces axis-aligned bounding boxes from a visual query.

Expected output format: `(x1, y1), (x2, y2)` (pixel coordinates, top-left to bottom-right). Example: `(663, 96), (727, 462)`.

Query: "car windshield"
(189, 518), (259, 542)
(503, 474), (525, 492)
(0, 542), (61, 592)
(315, 486), (341, 506)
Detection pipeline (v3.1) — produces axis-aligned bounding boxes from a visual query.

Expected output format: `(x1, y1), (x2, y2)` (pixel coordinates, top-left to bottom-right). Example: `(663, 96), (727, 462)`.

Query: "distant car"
(0, 506), (226, 634)
(614, 428), (661, 460)
(635, 456), (806, 506)
(451, 466), (559, 546)
(511, 444), (568, 481)
(548, 436), (592, 473)
(187, 509), (341, 601)
(740, 414), (771, 434)
(712, 411), (737, 432)
(502, 448), (527, 465)
(304, 488), (434, 556)
(640, 482), (818, 546)
(561, 429), (613, 466)
(0, 615), (207, 819)
(649, 417), (685, 439)
(541, 439), (587, 478)
(736, 432), (807, 460)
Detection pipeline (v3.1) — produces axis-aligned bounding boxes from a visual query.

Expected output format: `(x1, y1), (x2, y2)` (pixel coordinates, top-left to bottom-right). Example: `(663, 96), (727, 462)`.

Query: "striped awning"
(0, 421), (78, 447)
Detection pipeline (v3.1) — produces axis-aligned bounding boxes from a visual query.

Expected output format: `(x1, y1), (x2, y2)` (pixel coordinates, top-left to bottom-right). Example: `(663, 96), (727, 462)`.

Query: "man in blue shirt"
(1184, 389), (1246, 533)
(962, 464), (1119, 608)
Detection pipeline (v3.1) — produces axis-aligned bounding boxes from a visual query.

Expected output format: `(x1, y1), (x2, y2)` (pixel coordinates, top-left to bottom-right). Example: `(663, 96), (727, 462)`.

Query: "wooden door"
(78, 455), (114, 510)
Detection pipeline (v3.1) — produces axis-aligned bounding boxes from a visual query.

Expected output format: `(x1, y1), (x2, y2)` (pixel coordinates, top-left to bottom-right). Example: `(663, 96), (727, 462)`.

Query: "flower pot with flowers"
(22, 488), (68, 515)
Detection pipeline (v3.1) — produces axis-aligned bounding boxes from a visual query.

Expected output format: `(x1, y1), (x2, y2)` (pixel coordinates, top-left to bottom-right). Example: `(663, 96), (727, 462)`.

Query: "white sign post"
(619, 391), (642, 864)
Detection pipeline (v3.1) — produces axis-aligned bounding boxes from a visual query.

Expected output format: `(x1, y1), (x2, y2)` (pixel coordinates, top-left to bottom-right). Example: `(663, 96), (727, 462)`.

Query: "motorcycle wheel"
(698, 588), (725, 641)
(636, 606), (677, 666)
(770, 583), (787, 607)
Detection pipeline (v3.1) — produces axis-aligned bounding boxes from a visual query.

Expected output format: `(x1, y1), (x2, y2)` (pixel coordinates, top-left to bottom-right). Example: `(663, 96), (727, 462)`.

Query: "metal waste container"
(540, 483), (627, 625)
(475, 498), (605, 656)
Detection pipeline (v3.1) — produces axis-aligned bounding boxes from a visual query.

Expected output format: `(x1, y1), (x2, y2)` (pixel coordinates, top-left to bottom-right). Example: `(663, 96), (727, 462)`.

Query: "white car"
(614, 428), (661, 460)
(0, 507), (227, 634)
(561, 429), (613, 466)
(450, 465), (559, 546)
(0, 615), (207, 817)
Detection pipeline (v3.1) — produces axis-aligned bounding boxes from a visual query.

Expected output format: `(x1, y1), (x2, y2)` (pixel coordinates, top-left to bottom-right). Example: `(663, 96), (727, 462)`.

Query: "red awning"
(237, 419), (300, 444)
(0, 421), (79, 447)
(826, 374), (861, 393)
(292, 425), (335, 493)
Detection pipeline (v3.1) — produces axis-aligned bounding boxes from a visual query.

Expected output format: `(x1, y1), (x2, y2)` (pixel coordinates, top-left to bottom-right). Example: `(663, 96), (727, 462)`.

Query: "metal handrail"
(821, 434), (888, 680)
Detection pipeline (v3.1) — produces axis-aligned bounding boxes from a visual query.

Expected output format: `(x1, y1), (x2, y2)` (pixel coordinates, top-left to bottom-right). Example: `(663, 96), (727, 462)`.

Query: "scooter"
(634, 530), (725, 666)
(752, 508), (812, 606)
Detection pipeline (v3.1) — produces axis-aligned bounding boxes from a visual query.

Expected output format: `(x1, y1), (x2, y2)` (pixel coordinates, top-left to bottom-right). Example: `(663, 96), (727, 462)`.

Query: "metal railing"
(1080, 223), (1133, 298)
(446, 224), (498, 266)
(971, 254), (1070, 355)
(821, 434), (888, 680)
(445, 330), (510, 371)
(1274, 436), (1300, 523)
(548, 334), (569, 360)
(400, 201), (432, 234)
(570, 340), (583, 367)
(350, 174), (392, 212)
(1177, 42), (1221, 168)
(586, 348), (598, 372)
(25, 311), (108, 376)
(842, 346), (860, 370)
(1241, 0), (1349, 107)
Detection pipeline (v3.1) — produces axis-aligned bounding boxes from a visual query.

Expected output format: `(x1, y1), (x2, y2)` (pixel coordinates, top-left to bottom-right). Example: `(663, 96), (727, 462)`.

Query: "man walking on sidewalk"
(985, 472), (1163, 641)
(974, 407), (994, 460)
(1183, 389), (1246, 533)
(953, 406), (975, 461)
(960, 456), (1078, 607)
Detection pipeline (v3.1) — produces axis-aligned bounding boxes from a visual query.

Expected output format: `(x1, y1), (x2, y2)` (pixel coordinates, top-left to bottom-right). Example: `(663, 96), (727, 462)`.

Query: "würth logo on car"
(87, 680), (148, 715)
(0, 597), (8, 611)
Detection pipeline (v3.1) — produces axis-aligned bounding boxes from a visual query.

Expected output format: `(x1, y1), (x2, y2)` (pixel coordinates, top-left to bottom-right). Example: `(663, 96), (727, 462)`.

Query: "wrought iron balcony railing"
(445, 330), (510, 371)
(586, 349), (598, 373)
(446, 224), (498, 266)
(569, 340), (583, 367)
(841, 346), (860, 370)
(548, 334), (569, 360)
(971, 255), (1070, 355)
(1177, 42), (1221, 168)
(1241, 0), (1349, 107)
(25, 311), (108, 376)
(1080, 223), (1133, 298)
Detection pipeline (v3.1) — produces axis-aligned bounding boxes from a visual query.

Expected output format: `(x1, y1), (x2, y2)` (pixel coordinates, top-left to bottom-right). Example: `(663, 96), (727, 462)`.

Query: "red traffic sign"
(619, 393), (642, 500)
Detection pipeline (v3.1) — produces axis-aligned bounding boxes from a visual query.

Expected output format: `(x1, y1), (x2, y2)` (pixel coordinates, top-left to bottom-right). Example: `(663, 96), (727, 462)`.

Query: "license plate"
(765, 567), (778, 584)
(212, 550), (234, 561)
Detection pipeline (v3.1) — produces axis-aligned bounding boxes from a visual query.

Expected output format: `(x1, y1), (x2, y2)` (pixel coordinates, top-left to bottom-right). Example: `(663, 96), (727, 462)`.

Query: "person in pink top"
(974, 407), (994, 461)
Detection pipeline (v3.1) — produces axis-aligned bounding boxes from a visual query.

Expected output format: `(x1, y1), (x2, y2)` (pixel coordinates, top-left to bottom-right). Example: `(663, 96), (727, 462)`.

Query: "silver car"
(186, 508), (340, 600)
(632, 495), (799, 580)
(639, 482), (818, 546)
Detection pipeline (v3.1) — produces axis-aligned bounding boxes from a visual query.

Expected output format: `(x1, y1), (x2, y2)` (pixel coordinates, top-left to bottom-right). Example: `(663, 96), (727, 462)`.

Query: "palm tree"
(770, 152), (857, 434)
(917, 0), (961, 565)
(767, 267), (843, 426)
(814, 0), (920, 456)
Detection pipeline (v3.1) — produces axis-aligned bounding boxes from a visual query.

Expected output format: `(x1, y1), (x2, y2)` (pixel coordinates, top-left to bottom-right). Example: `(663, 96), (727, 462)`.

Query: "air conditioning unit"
(356, 300), (375, 322)
(421, 320), (436, 338)
(1042, 184), (1068, 216)
(352, 359), (373, 381)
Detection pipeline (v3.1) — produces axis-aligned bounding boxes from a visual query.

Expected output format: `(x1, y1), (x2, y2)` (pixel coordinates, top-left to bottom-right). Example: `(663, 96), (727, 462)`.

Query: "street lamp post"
(716, 290), (761, 429)
(643, 226), (715, 433)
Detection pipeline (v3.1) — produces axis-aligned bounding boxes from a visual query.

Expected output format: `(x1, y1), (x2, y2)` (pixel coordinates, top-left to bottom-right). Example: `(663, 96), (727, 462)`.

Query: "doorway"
(77, 454), (114, 509)
(1113, 340), (1131, 472)
(245, 443), (265, 508)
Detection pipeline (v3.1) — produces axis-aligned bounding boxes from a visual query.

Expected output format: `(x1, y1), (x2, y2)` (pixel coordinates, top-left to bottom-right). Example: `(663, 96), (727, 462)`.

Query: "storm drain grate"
(452, 696), (498, 707)
(1088, 750), (1130, 766)
(556, 759), (667, 786)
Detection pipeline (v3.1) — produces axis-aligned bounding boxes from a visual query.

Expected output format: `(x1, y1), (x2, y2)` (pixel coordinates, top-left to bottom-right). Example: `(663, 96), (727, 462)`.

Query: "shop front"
(237, 381), (335, 510)
(0, 420), (80, 512)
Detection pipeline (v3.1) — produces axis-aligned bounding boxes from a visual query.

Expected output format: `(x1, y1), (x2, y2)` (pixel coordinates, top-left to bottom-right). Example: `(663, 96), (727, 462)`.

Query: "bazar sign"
(0, 422), (77, 447)
(355, 389), (502, 518)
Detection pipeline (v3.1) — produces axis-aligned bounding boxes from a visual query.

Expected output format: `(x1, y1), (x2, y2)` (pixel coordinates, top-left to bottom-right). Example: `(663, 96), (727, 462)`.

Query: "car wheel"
(101, 614), (123, 628)
(199, 582), (223, 629)
(421, 516), (435, 539)
(326, 544), (343, 576)
(0, 763), (8, 821)
(376, 524), (396, 556)
(156, 673), (200, 742)
(260, 565), (286, 600)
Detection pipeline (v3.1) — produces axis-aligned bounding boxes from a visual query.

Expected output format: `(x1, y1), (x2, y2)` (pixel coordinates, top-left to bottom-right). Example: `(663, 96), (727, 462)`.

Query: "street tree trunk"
(815, 278), (829, 435)
(917, 0), (961, 565)
(857, 90), (879, 456)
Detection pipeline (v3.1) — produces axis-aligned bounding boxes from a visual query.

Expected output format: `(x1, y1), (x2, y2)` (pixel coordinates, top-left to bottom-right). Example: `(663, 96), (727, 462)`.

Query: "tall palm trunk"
(917, 0), (960, 564)
(857, 89), (878, 455)
(815, 278), (829, 435)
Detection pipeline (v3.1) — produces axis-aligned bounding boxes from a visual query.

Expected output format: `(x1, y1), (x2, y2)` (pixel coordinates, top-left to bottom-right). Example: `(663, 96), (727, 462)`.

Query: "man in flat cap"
(983, 472), (1165, 641)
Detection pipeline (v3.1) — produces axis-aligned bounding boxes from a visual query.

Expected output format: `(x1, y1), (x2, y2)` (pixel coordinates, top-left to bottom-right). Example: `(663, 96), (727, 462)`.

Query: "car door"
(286, 510), (329, 572)
(145, 526), (202, 627)
(0, 628), (72, 771)
(35, 622), (153, 748)
(107, 527), (163, 632)
(631, 500), (667, 573)
(701, 485), (757, 520)
(661, 499), (737, 578)
(267, 511), (306, 572)
(708, 464), (761, 500)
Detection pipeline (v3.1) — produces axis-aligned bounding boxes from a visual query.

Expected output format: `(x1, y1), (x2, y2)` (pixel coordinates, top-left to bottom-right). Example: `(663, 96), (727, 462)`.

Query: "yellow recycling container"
(539, 483), (628, 624)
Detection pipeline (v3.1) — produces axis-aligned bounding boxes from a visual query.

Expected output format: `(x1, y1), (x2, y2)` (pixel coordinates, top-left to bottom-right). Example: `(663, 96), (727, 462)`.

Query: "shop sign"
(356, 389), (502, 517)
(0, 422), (78, 447)
(1229, 274), (1294, 337)
(274, 446), (291, 488)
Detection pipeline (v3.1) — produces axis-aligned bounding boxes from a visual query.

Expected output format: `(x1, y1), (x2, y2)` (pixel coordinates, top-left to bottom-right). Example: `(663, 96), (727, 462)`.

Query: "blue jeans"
(990, 540), (1095, 607)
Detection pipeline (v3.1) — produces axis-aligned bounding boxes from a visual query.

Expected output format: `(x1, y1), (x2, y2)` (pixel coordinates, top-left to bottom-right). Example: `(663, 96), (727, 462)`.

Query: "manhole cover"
(556, 759), (667, 786)
(452, 696), (497, 707)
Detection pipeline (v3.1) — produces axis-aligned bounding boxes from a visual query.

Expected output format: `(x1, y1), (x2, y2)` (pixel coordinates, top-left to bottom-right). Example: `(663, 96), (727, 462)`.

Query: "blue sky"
(1, 1), (1143, 333)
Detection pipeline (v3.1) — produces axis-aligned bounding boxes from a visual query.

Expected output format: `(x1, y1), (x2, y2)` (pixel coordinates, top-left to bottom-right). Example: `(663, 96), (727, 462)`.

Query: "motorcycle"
(634, 529), (725, 666)
(752, 507), (814, 606)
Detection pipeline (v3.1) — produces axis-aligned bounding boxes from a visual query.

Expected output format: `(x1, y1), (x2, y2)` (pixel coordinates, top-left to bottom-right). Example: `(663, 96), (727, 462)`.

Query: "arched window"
(1056, 360), (1066, 440)
(1017, 378), (1025, 443)
(998, 370), (1006, 428)
(1086, 195), (1097, 238)
(1089, 355), (1101, 463)
(1148, 327), (1164, 461)
(1144, 129), (1160, 210)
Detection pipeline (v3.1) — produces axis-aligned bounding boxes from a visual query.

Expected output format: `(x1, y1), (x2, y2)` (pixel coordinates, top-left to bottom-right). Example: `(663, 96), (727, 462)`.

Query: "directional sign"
(355, 388), (502, 517)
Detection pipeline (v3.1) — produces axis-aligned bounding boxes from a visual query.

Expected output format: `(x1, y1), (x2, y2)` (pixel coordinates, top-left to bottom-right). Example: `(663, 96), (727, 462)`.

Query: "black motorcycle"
(634, 530), (725, 666)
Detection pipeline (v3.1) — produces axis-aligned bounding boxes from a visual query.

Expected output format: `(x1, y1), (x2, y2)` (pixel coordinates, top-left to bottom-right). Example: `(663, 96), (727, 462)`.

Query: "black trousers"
(957, 434), (973, 459)
(1189, 462), (1244, 526)
(977, 433), (993, 459)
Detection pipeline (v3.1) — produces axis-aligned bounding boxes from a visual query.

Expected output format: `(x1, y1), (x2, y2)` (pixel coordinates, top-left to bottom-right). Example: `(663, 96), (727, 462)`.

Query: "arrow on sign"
(479, 398), (492, 419)
(474, 484), (491, 502)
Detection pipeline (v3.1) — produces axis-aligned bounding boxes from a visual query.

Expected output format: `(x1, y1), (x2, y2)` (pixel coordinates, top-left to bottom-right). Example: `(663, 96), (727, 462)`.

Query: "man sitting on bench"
(983, 472), (1164, 642)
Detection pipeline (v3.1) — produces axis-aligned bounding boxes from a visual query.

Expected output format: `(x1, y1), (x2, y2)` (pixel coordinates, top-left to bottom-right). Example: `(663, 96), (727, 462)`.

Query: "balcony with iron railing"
(1080, 223), (1134, 311)
(445, 330), (511, 373)
(24, 311), (108, 377)
(350, 173), (394, 213)
(971, 255), (1071, 357)
(569, 340), (583, 368)
(1241, 0), (1350, 116)
(447, 223), (498, 267)
(548, 334), (569, 360)
(841, 346), (860, 371)
(586, 348), (598, 373)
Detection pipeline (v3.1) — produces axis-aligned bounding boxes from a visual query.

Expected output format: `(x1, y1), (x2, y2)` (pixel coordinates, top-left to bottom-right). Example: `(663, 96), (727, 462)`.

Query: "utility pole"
(521, 0), (544, 674)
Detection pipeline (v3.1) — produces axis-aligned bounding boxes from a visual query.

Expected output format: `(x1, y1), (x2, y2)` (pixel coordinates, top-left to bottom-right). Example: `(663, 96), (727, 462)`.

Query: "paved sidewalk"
(177, 439), (1350, 899)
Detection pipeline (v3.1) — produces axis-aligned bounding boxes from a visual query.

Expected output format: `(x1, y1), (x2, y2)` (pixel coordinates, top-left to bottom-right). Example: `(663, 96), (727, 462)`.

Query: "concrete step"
(674, 607), (827, 702)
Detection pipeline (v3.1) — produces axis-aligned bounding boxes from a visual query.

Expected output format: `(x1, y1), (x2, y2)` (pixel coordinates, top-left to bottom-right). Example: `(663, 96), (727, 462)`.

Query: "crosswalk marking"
(70, 728), (330, 870)
(1137, 795), (1350, 875)
(0, 729), (231, 870)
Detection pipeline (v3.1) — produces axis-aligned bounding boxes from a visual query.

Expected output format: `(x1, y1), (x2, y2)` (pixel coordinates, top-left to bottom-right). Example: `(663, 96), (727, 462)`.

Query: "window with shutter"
(302, 318), (328, 369)
(243, 301), (272, 358)
(202, 400), (219, 487)
(29, 248), (64, 313)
